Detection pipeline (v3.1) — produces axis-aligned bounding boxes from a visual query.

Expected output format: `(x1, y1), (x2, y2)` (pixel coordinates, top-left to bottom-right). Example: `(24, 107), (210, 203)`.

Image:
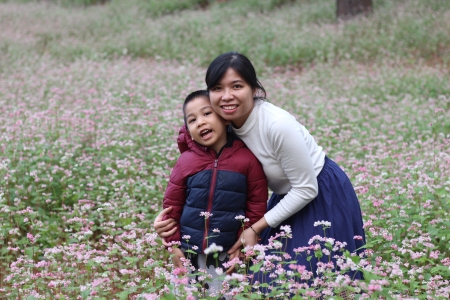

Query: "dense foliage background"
(0, 0), (449, 299)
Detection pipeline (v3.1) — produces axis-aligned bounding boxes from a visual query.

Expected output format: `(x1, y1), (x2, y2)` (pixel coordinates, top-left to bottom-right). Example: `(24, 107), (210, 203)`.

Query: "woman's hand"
(228, 218), (268, 256)
(153, 206), (177, 238)
(227, 227), (259, 256)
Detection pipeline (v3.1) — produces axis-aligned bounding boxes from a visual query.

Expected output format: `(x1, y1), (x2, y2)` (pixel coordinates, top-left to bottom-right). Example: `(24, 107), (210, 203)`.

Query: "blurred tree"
(337, 0), (372, 19)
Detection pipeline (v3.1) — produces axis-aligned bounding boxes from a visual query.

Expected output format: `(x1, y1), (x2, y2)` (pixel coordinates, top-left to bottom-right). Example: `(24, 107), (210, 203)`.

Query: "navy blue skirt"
(253, 156), (366, 284)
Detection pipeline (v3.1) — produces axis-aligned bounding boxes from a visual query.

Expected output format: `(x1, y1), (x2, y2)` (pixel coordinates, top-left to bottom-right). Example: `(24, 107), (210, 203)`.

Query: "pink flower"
(27, 233), (36, 243)
(430, 250), (440, 259)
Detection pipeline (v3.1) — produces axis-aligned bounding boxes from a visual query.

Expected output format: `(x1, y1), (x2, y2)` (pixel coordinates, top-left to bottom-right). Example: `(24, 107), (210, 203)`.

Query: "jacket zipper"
(202, 158), (219, 253)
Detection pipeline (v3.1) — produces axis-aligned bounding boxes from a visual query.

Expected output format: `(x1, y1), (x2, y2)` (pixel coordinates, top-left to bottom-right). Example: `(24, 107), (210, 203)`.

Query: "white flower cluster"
(200, 211), (213, 219)
(235, 215), (249, 222)
(204, 243), (223, 255)
(280, 225), (292, 234)
(314, 220), (331, 227)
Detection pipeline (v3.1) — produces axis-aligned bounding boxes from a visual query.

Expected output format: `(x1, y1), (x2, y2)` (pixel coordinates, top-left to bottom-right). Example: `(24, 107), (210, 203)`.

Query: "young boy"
(162, 90), (268, 295)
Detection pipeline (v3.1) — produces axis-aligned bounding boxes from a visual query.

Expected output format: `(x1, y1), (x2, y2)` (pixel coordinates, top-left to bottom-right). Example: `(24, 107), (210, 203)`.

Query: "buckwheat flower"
(200, 212), (213, 219)
(141, 293), (158, 300)
(204, 243), (223, 255)
(213, 228), (220, 233)
(314, 220), (331, 227)
(192, 245), (198, 251)
(272, 241), (283, 250)
(235, 215), (245, 220)
(280, 225), (292, 234)
(27, 233), (36, 243)
(224, 273), (245, 282)
(182, 235), (191, 240)
(430, 250), (440, 259)
(354, 235), (363, 240)
(215, 268), (223, 275)
(368, 284), (382, 292)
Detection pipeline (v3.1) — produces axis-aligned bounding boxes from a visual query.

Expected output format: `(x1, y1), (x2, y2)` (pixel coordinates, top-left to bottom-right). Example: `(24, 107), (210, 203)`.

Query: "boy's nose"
(197, 118), (206, 127)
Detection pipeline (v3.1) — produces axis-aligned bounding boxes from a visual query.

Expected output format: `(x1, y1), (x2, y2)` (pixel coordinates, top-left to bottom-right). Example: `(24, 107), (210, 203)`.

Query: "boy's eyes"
(187, 112), (212, 124)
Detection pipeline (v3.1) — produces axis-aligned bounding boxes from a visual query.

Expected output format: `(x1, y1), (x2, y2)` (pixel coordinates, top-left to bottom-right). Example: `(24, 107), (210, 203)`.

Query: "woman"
(154, 52), (366, 284)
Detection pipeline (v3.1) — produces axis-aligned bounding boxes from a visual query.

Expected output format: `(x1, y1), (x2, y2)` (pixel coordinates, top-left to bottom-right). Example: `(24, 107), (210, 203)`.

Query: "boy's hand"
(226, 246), (242, 274)
(171, 247), (186, 275)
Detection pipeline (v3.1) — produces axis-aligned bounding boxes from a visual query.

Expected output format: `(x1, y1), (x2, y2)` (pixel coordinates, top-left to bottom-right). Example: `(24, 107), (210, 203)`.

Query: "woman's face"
(209, 68), (255, 129)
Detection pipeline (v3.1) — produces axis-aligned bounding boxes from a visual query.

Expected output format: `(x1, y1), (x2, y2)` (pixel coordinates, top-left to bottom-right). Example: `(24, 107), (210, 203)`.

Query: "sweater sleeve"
(162, 156), (188, 245)
(264, 118), (319, 228)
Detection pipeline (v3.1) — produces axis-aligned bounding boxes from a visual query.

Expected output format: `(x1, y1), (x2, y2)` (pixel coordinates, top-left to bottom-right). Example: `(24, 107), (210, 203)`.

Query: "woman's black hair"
(205, 52), (266, 100)
(182, 89), (209, 127)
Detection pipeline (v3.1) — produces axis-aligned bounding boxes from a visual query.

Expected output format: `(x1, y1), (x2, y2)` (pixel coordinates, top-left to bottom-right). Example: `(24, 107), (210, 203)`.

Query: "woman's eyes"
(211, 84), (243, 90)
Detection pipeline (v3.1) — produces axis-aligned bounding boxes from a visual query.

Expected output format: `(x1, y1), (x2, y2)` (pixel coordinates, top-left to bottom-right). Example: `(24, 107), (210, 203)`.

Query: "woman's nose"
(222, 89), (233, 100)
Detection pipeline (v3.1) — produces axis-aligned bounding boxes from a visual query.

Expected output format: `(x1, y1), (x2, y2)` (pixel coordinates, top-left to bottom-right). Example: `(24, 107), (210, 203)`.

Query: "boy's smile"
(185, 96), (228, 154)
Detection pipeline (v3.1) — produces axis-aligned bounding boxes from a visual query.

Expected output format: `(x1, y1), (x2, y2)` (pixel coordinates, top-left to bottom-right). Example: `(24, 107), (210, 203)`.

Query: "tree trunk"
(337, 0), (373, 19)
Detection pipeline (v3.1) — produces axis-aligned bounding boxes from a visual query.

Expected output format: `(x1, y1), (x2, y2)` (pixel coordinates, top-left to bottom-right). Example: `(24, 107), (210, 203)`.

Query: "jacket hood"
(177, 125), (193, 154)
(177, 125), (245, 157)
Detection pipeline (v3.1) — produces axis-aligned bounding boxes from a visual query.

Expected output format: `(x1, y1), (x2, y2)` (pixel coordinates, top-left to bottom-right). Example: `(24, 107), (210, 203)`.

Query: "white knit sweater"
(233, 100), (325, 227)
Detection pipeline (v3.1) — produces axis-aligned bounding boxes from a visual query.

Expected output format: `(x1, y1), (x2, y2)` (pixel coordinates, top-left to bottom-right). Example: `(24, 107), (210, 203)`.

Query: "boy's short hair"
(182, 90), (209, 127)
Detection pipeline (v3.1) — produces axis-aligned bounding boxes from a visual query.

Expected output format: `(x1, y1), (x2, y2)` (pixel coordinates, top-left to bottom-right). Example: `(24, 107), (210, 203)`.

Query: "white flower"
(280, 225), (292, 234)
(314, 220), (331, 227)
(182, 235), (191, 240)
(200, 212), (213, 219)
(224, 273), (245, 282)
(204, 243), (223, 255)
(215, 268), (223, 275)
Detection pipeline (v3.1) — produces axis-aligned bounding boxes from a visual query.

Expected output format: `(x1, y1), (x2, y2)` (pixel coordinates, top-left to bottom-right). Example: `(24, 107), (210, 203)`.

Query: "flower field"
(0, 0), (449, 299)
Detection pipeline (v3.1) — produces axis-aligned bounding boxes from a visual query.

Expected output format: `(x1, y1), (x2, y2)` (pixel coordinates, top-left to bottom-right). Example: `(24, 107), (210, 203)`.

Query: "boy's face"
(185, 96), (229, 154)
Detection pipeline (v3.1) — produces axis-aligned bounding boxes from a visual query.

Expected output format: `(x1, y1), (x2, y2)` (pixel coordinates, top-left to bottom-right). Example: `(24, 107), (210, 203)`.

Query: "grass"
(0, 0), (449, 299)
(1, 0), (449, 70)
